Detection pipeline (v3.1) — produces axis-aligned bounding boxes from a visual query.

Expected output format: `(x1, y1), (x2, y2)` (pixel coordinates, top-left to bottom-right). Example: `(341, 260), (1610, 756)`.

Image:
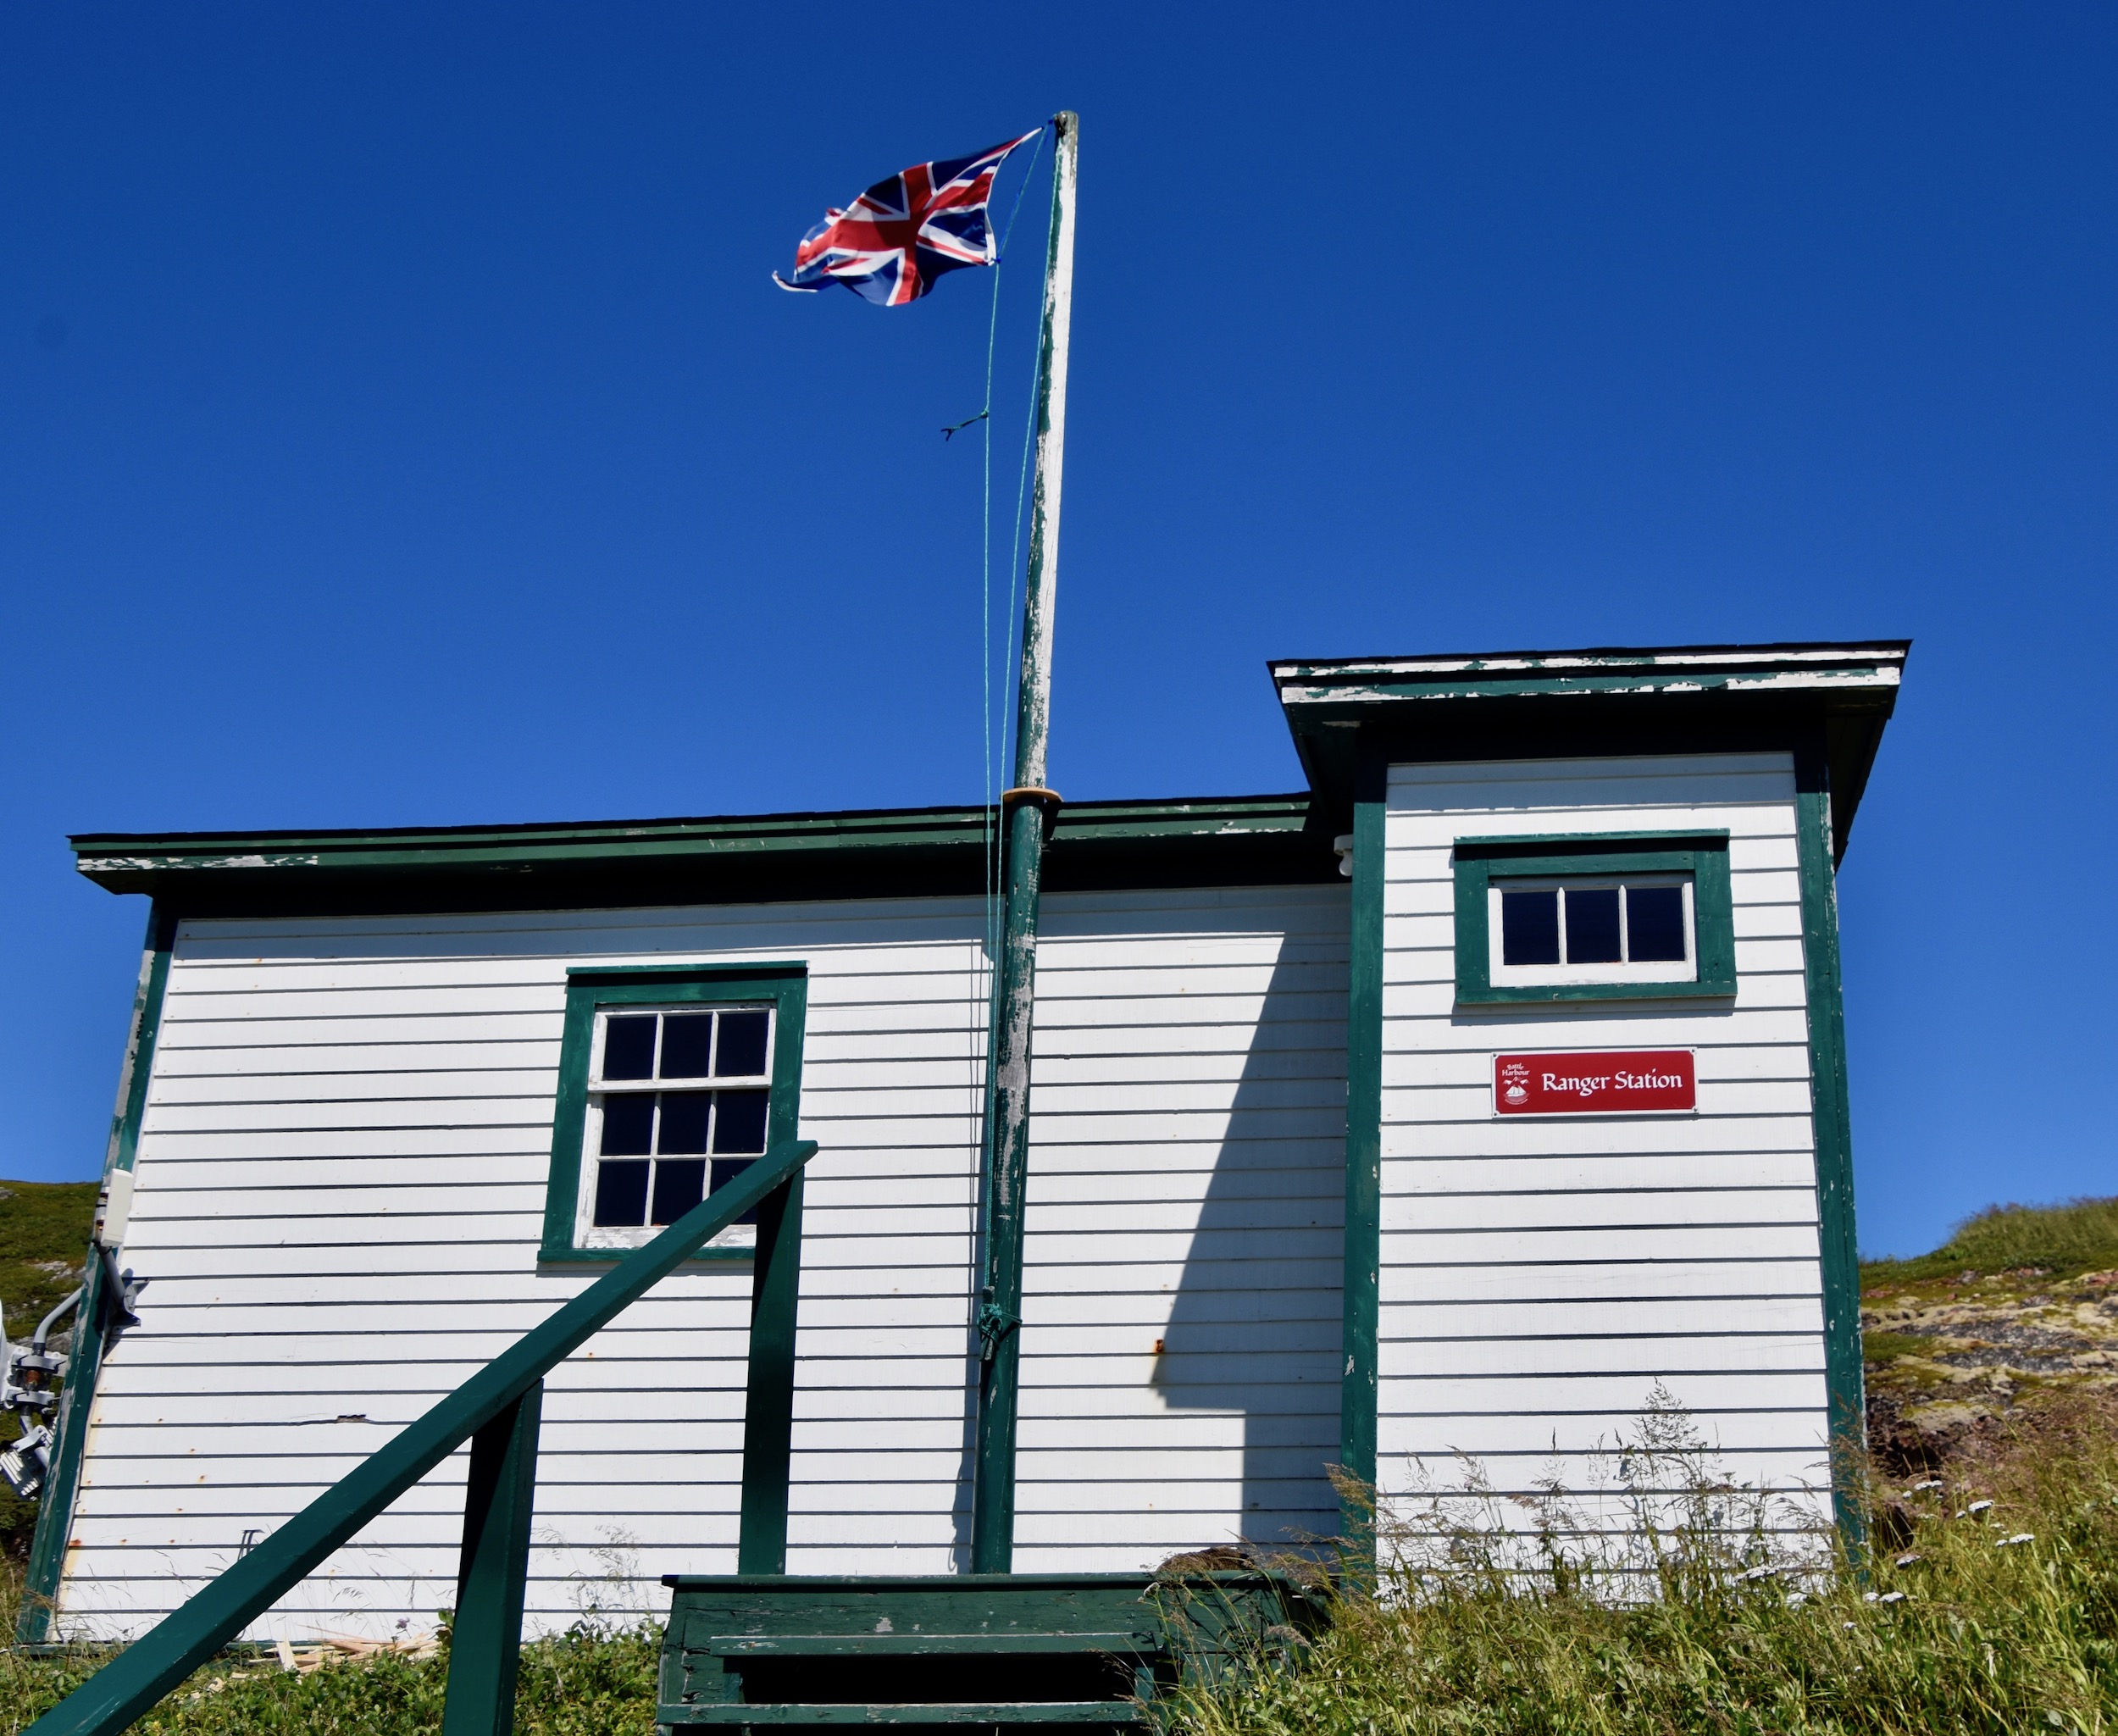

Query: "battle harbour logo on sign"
(1493, 1050), (1696, 1116)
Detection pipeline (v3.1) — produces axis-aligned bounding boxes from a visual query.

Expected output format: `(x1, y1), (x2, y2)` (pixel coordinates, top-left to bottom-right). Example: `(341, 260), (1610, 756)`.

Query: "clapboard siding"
(1377, 754), (1833, 1533)
(989, 884), (1347, 1571)
(61, 883), (1347, 1640)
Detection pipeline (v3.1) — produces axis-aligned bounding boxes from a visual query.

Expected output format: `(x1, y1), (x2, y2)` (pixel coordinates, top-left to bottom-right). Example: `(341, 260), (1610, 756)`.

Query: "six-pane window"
(588, 1006), (773, 1231)
(1493, 876), (1694, 979)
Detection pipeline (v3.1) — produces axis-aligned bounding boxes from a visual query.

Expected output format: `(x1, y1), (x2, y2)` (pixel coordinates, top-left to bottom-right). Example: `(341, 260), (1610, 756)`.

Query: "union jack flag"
(774, 129), (1042, 307)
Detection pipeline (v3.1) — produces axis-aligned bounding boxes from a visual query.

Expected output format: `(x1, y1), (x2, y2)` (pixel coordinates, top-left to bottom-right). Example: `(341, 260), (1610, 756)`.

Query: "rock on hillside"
(1864, 1264), (2118, 1472)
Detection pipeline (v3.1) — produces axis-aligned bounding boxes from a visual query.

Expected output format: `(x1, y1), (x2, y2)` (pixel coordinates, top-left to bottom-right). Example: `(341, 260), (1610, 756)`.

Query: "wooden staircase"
(657, 1571), (1325, 1733)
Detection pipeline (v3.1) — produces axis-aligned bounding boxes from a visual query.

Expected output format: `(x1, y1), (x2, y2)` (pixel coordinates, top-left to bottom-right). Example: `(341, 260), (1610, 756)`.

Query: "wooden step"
(678, 1702), (1144, 1724)
(657, 1570), (1323, 1733)
(704, 1632), (1158, 1657)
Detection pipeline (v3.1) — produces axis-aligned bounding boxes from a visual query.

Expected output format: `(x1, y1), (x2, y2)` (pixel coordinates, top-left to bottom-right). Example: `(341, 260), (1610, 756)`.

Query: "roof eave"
(1271, 640), (1909, 862)
(71, 792), (1344, 914)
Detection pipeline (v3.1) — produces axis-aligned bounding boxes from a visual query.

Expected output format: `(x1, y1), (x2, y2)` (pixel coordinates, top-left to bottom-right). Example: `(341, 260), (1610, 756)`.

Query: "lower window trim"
(1452, 832), (1736, 1006)
(540, 962), (808, 1264)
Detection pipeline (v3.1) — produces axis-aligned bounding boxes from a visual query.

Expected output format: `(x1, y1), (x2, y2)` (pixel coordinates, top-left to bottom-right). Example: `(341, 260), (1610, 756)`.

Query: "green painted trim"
(73, 793), (1318, 864)
(108, 907), (178, 1179)
(1793, 749), (1865, 1549)
(1272, 642), (1907, 861)
(69, 794), (1339, 913)
(15, 1258), (103, 1648)
(443, 1381), (543, 1736)
(25, 1140), (817, 1736)
(1452, 834), (1735, 1007)
(541, 965), (809, 1266)
(736, 982), (810, 1573)
(970, 798), (1052, 1573)
(1339, 735), (1383, 1534)
(19, 902), (177, 1644)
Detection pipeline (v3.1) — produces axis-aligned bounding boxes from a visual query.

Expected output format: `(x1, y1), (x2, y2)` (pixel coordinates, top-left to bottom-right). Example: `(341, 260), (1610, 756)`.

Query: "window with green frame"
(1453, 832), (1736, 1006)
(541, 962), (808, 1263)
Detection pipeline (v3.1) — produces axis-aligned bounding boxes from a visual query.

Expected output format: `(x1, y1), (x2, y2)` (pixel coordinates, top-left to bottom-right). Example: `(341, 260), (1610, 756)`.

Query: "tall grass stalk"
(1173, 1392), (2118, 1736)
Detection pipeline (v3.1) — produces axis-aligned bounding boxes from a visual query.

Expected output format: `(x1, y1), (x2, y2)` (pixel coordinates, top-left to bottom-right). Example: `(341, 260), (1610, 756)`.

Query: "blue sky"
(3, 4), (2112, 1256)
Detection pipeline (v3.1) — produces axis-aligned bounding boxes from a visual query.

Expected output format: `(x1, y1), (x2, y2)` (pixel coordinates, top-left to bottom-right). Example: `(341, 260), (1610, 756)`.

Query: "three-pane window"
(587, 1006), (773, 1234)
(1489, 876), (1696, 984)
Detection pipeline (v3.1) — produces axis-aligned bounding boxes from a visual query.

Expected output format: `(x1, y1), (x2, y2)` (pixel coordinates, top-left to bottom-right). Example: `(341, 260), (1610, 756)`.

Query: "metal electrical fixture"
(0, 1197), (141, 1503)
(0, 1282), (86, 1501)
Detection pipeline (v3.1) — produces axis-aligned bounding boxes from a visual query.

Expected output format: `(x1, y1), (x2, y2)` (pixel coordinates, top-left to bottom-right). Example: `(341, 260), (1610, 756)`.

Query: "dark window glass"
(713, 1089), (770, 1154)
(716, 1010), (770, 1078)
(591, 1159), (650, 1227)
(651, 1158), (707, 1225)
(602, 1016), (657, 1080)
(599, 1093), (654, 1156)
(658, 1013), (714, 1079)
(711, 1156), (761, 1225)
(656, 1091), (710, 1154)
(1501, 890), (1561, 965)
(1565, 888), (1622, 963)
(1627, 885), (1688, 962)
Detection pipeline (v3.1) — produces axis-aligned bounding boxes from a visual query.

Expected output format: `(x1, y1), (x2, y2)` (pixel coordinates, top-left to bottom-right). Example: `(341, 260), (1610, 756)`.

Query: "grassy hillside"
(0, 1180), (97, 1345)
(1860, 1195), (2118, 1473)
(0, 1180), (97, 1560)
(1861, 1195), (2118, 1284)
(2, 1194), (2114, 1734)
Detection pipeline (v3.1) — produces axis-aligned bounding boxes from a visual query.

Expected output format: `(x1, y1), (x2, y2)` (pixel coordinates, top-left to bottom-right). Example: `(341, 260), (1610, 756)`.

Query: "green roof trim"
(1270, 640), (1909, 861)
(68, 641), (1910, 912)
(71, 793), (1341, 916)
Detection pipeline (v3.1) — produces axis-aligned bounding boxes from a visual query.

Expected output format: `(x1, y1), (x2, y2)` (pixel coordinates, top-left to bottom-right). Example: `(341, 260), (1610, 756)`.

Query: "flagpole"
(971, 108), (1078, 1576)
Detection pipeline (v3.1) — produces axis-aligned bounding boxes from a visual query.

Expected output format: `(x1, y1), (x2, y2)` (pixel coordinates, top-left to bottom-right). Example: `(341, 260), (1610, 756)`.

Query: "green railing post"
(25, 1139), (817, 1736)
(441, 1381), (544, 1736)
(737, 1173), (806, 1573)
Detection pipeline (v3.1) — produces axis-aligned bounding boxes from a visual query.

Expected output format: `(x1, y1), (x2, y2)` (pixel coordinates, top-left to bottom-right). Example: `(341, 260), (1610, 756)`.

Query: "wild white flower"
(1737, 1563), (1780, 1582)
(1863, 1590), (1881, 1603)
(1996, 1533), (2035, 1549)
(1785, 1591), (1808, 1607)
(1893, 1551), (1922, 1567)
(1906, 1479), (1944, 1494)
(1966, 1499), (1994, 1515)
(1877, 1591), (1907, 1604)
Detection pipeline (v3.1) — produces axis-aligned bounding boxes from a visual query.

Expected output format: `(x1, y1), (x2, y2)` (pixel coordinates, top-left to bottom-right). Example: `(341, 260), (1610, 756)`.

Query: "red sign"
(1494, 1049), (1695, 1116)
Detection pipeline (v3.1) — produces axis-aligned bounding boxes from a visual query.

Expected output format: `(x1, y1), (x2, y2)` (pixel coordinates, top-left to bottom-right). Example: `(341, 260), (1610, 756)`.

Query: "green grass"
(1860, 1329), (1931, 1364)
(0, 1569), (663, 1736)
(18, 1395), (2104, 1736)
(1173, 1393), (2118, 1736)
(1862, 1195), (2118, 1284)
(0, 1180), (97, 1561)
(0, 1181), (97, 1345)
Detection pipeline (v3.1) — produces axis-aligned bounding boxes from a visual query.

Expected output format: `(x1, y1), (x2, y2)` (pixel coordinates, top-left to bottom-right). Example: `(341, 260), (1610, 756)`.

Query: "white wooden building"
(25, 640), (1903, 1642)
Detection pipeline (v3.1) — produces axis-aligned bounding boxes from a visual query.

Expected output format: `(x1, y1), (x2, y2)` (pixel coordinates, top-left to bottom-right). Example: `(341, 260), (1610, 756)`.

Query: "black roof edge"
(1267, 636), (1912, 674)
(1268, 638), (1910, 863)
(70, 790), (1345, 917)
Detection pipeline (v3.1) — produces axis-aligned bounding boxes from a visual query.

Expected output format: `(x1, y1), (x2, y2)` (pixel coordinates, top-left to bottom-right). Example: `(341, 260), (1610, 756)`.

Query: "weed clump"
(1172, 1389), (2118, 1736)
(0, 1586), (663, 1736)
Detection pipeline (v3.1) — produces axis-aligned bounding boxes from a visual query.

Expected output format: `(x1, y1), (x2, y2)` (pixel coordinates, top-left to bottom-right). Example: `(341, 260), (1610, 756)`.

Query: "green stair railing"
(26, 1138), (819, 1736)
